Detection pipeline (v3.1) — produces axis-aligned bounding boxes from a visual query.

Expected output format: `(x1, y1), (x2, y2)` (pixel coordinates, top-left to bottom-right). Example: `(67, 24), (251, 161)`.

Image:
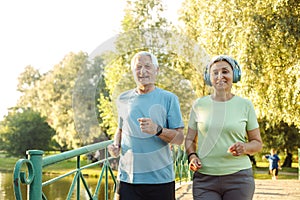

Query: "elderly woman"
(185, 55), (263, 200)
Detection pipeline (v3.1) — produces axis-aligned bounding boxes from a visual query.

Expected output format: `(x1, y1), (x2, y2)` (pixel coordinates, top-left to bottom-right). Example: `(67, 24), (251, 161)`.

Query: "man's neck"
(136, 84), (155, 94)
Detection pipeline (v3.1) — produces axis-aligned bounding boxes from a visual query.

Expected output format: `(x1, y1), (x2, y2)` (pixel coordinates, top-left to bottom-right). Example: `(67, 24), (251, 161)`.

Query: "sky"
(0, 0), (183, 120)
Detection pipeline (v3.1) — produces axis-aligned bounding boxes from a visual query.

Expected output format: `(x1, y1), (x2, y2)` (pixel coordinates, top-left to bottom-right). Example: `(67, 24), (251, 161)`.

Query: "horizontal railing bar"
(42, 157), (114, 186)
(43, 157), (117, 186)
(43, 140), (113, 167)
(42, 168), (79, 186)
(79, 157), (115, 171)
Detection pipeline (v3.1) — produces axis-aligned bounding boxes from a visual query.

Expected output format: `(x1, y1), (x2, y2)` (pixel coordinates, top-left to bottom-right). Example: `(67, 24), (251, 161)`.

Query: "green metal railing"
(13, 141), (190, 200)
(13, 140), (116, 200)
(172, 145), (192, 183)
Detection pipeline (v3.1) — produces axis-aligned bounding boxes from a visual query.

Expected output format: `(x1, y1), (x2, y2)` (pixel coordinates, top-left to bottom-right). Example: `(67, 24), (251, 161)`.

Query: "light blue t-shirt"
(117, 87), (184, 184)
(188, 95), (259, 175)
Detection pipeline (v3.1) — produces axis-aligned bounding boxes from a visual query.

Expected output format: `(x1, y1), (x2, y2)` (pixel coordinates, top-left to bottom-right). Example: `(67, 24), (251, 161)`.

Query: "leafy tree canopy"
(0, 108), (55, 157)
(179, 0), (300, 152)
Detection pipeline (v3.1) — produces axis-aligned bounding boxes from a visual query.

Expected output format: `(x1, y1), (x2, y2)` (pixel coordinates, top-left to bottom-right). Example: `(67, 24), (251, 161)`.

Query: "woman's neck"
(211, 91), (234, 102)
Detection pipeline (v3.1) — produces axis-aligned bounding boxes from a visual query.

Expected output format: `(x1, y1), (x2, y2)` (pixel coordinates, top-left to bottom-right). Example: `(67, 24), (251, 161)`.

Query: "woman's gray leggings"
(192, 168), (255, 200)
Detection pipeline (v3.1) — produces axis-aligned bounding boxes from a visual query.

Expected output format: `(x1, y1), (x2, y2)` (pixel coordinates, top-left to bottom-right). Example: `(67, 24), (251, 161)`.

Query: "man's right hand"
(108, 144), (121, 158)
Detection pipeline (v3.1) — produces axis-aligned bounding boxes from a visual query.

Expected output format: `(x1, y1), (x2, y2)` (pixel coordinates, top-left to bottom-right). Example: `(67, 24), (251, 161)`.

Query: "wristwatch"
(155, 125), (163, 136)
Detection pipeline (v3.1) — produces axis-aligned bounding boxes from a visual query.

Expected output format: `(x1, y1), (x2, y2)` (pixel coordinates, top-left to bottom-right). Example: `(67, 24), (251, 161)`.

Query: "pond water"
(0, 171), (115, 200)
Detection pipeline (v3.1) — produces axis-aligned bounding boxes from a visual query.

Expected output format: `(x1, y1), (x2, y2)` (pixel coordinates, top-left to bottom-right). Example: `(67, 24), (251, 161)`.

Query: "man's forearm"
(158, 128), (184, 145)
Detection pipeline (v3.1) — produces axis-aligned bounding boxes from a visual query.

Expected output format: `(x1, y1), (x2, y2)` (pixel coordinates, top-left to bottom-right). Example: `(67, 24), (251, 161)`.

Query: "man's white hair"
(130, 51), (159, 70)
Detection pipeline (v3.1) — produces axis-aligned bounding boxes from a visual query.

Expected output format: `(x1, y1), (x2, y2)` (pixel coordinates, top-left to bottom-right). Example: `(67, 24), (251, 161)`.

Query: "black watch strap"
(155, 125), (163, 136)
(187, 152), (198, 163)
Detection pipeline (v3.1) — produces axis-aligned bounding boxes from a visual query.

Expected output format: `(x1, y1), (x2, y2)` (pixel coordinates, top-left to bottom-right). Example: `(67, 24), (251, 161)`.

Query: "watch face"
(156, 125), (163, 136)
(157, 125), (162, 132)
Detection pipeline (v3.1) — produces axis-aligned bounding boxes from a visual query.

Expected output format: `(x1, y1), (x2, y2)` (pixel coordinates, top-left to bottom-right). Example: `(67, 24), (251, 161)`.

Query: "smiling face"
(132, 54), (158, 88)
(210, 61), (233, 91)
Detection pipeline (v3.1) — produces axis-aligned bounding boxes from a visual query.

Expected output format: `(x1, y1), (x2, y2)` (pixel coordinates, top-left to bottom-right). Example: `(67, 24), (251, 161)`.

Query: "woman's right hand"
(189, 156), (202, 172)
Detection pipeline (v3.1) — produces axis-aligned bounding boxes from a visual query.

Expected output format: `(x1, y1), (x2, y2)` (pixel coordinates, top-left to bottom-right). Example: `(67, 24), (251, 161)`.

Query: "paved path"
(175, 180), (300, 200)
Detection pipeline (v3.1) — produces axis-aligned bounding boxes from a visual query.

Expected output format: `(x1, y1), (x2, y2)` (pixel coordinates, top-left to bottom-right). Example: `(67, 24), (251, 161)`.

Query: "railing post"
(298, 148), (300, 180)
(27, 150), (44, 200)
(105, 148), (109, 200)
(77, 156), (80, 200)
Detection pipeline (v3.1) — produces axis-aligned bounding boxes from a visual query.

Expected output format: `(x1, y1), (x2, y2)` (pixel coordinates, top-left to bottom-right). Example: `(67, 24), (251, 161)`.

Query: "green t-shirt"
(188, 95), (259, 175)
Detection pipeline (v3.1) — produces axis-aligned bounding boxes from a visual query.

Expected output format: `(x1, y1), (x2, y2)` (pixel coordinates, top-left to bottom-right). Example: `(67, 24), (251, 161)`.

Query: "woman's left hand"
(227, 142), (246, 156)
(189, 156), (202, 171)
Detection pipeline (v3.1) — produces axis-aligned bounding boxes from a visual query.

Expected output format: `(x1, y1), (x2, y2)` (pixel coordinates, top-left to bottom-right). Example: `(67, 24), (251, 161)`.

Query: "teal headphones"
(204, 55), (242, 86)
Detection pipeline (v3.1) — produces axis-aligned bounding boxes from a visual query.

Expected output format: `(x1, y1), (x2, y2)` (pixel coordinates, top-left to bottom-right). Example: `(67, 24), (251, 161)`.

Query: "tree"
(17, 52), (94, 150)
(244, 0), (300, 128)
(96, 0), (209, 137)
(72, 55), (110, 144)
(17, 65), (42, 109)
(259, 120), (300, 152)
(259, 119), (300, 167)
(98, 0), (172, 136)
(0, 108), (55, 157)
(179, 0), (300, 151)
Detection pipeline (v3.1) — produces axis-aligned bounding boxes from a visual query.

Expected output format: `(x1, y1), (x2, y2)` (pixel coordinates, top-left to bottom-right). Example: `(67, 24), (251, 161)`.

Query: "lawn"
(254, 161), (298, 180)
(0, 153), (116, 177)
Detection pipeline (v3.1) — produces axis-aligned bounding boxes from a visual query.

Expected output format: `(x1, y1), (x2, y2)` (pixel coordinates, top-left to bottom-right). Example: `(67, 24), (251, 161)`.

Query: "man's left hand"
(137, 118), (157, 135)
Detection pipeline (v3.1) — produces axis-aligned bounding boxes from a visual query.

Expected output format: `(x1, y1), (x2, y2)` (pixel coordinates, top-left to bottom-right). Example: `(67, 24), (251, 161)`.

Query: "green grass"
(253, 161), (298, 180)
(254, 173), (297, 179)
(0, 156), (19, 171)
(0, 154), (117, 177)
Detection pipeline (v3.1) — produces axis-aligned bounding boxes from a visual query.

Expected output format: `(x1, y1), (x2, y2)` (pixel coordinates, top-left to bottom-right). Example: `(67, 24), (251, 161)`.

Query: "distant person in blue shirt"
(108, 51), (184, 200)
(263, 148), (281, 180)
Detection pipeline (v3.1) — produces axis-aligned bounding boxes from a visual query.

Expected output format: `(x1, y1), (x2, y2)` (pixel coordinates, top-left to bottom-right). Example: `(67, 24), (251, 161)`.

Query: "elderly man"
(108, 51), (184, 200)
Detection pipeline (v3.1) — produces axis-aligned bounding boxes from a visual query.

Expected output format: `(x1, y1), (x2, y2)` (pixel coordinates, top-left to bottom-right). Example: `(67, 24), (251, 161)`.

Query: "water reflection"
(1, 171), (26, 200)
(0, 171), (115, 200)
